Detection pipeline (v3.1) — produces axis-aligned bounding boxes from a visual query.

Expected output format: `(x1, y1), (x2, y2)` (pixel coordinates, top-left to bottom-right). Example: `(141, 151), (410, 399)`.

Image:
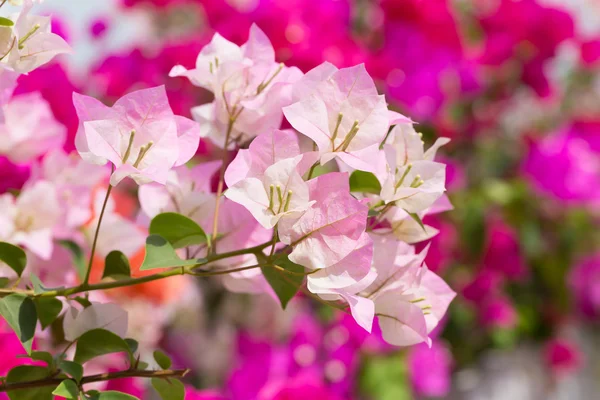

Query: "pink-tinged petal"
(341, 294), (375, 333)
(291, 61), (338, 101)
(307, 232), (373, 289)
(224, 178), (272, 228)
(225, 149), (253, 187)
(376, 293), (430, 346)
(138, 183), (171, 219)
(336, 144), (387, 175)
(283, 96), (331, 152)
(242, 24), (275, 65)
(424, 138), (451, 161)
(82, 120), (123, 166)
(190, 103), (215, 138)
(389, 110), (413, 126)
(427, 195), (454, 215)
(247, 129), (302, 174)
(13, 229), (53, 260)
(174, 116), (201, 166)
(110, 164), (140, 186)
(420, 269), (456, 322)
(390, 124), (425, 165)
(282, 172), (368, 270)
(13, 31), (72, 73)
(189, 161), (222, 193)
(113, 85), (172, 127)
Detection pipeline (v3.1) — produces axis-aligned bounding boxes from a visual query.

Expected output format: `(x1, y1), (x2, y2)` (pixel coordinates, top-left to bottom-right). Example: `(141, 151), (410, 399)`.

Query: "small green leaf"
(73, 296), (92, 308)
(140, 235), (205, 271)
(137, 361), (149, 370)
(17, 351), (53, 367)
(34, 297), (63, 329)
(0, 17), (14, 27)
(52, 379), (79, 399)
(94, 391), (140, 400)
(261, 255), (304, 309)
(124, 338), (138, 355)
(6, 365), (54, 400)
(103, 251), (131, 279)
(0, 242), (27, 277)
(349, 171), (381, 195)
(149, 212), (208, 248)
(59, 240), (86, 280)
(59, 360), (83, 383)
(151, 378), (185, 400)
(74, 329), (132, 364)
(29, 273), (64, 295)
(153, 350), (172, 369)
(0, 277), (10, 288)
(407, 212), (426, 232)
(0, 294), (37, 353)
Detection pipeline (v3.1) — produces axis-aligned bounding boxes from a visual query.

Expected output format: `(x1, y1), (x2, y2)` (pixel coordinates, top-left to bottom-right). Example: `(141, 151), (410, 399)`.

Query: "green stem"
(0, 241), (272, 299)
(0, 368), (189, 392)
(83, 183), (113, 286)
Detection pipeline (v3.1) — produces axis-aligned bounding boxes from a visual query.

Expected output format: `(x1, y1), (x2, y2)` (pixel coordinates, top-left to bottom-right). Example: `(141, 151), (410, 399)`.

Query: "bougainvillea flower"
(0, 92), (66, 163)
(1, 0), (71, 73)
(171, 24), (302, 147)
(283, 64), (389, 173)
(278, 172), (368, 270)
(0, 180), (60, 260)
(374, 267), (455, 346)
(73, 85), (201, 186)
(225, 130), (316, 229)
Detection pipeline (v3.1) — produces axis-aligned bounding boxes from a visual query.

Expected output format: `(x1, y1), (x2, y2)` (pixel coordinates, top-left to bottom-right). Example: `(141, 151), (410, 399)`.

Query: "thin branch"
(0, 368), (189, 392)
(0, 241), (273, 299)
(83, 178), (113, 286)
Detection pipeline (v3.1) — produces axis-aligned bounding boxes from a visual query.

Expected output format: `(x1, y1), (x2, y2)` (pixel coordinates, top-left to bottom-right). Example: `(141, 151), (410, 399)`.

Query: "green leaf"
(17, 351), (53, 367)
(59, 360), (83, 383)
(52, 379), (79, 399)
(124, 338), (138, 355)
(0, 17), (14, 27)
(407, 212), (426, 232)
(0, 294), (37, 353)
(137, 361), (149, 370)
(59, 240), (87, 280)
(151, 378), (185, 400)
(0, 242), (27, 277)
(140, 235), (205, 271)
(149, 212), (208, 248)
(73, 296), (92, 308)
(34, 297), (63, 329)
(103, 251), (131, 279)
(93, 391), (140, 400)
(0, 277), (10, 288)
(261, 255), (304, 309)
(153, 350), (172, 369)
(29, 273), (64, 295)
(74, 329), (132, 364)
(6, 365), (55, 400)
(349, 171), (381, 195)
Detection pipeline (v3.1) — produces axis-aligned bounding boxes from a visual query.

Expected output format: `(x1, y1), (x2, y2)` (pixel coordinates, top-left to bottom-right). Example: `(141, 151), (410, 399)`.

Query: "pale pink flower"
(374, 266), (455, 347)
(0, 0), (71, 73)
(278, 172), (368, 270)
(0, 92), (66, 163)
(73, 86), (201, 186)
(306, 233), (376, 332)
(0, 180), (60, 260)
(380, 123), (448, 213)
(138, 161), (221, 231)
(0, 69), (18, 123)
(63, 302), (128, 341)
(30, 149), (108, 239)
(283, 63), (389, 173)
(224, 130), (316, 229)
(171, 25), (302, 148)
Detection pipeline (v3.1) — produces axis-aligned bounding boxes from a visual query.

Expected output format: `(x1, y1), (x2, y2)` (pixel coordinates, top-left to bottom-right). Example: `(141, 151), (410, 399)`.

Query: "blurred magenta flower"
(479, 295), (518, 329)
(543, 338), (583, 376)
(482, 218), (527, 282)
(0, 157), (30, 194)
(569, 253), (600, 318)
(523, 123), (600, 209)
(407, 340), (453, 398)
